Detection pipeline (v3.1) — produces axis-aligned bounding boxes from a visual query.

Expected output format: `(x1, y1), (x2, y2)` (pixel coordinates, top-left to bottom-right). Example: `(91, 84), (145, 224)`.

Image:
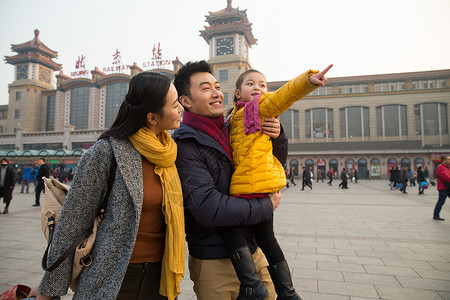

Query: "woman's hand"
(261, 117), (281, 139)
(28, 287), (52, 300)
(309, 64), (333, 86)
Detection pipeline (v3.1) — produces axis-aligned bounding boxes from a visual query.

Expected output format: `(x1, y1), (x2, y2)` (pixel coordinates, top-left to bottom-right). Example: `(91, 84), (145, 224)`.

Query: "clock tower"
(4, 29), (61, 133)
(200, 0), (257, 108)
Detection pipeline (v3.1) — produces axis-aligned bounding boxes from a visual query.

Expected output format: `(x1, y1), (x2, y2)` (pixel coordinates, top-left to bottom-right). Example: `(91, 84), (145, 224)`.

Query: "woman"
(31, 72), (185, 300)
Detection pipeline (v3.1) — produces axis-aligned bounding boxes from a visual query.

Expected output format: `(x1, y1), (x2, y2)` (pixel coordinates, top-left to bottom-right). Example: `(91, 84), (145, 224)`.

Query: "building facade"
(274, 70), (450, 179)
(1, 1), (449, 178)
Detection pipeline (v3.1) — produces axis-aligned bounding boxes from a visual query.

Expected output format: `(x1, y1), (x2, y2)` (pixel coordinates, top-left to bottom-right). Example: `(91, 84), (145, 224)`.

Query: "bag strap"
(437, 173), (450, 187)
(42, 153), (117, 272)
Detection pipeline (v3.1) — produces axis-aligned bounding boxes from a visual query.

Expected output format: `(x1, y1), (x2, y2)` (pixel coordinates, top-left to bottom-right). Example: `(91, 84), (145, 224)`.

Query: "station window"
(219, 70), (228, 81)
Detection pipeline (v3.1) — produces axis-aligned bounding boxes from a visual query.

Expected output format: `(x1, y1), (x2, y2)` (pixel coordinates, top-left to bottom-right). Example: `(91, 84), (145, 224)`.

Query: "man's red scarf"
(182, 111), (232, 160)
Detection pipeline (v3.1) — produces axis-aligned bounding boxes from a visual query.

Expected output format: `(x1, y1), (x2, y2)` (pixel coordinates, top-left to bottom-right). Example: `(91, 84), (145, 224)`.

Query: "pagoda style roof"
(4, 29), (61, 71)
(200, 0), (257, 46)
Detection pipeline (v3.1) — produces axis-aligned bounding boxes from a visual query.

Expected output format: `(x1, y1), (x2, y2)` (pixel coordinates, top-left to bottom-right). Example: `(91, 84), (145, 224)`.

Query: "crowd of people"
(0, 160), (76, 213)
(388, 165), (435, 195)
(284, 167), (364, 190)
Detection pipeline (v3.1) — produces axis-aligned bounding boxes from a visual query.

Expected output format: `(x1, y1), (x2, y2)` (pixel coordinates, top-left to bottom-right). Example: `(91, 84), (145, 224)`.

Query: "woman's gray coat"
(39, 137), (146, 299)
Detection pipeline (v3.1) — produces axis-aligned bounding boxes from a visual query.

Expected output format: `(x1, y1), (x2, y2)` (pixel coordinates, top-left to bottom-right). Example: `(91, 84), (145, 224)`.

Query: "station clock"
(216, 37), (234, 55)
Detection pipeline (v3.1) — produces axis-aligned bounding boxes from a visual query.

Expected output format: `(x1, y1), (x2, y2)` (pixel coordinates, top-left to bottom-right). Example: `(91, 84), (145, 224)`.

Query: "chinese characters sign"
(70, 43), (172, 77)
(70, 55), (89, 77)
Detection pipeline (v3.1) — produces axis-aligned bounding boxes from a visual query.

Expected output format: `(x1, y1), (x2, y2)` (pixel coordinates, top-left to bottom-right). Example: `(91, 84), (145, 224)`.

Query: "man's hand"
(261, 117), (281, 139)
(309, 64), (333, 86)
(268, 190), (281, 211)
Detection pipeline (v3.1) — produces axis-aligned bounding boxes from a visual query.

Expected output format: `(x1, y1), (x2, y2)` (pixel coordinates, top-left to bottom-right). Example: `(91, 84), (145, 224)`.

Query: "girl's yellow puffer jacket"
(229, 70), (319, 195)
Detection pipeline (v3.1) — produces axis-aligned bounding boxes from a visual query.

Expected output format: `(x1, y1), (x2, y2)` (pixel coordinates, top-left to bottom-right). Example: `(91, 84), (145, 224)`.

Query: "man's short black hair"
(174, 60), (213, 100)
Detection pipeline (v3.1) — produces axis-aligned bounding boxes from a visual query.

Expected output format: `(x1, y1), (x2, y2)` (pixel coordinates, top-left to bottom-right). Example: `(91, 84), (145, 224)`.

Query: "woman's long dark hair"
(99, 72), (171, 139)
(225, 69), (266, 117)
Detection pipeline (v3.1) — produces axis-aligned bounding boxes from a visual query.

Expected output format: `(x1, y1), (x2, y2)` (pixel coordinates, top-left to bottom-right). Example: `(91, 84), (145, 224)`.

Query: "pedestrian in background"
(417, 166), (426, 195)
(32, 163), (39, 188)
(289, 167), (297, 186)
(21, 164), (33, 193)
(59, 167), (67, 183)
(33, 158), (50, 207)
(390, 166), (400, 189)
(0, 158), (15, 214)
(408, 168), (416, 186)
(327, 168), (333, 186)
(434, 154), (450, 221)
(339, 168), (348, 189)
(302, 167), (312, 190)
(67, 168), (74, 183)
(316, 169), (324, 183)
(399, 166), (408, 194)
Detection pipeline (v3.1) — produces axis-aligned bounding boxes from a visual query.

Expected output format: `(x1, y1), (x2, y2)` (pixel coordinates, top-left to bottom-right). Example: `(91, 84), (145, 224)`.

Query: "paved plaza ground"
(1, 178), (449, 299)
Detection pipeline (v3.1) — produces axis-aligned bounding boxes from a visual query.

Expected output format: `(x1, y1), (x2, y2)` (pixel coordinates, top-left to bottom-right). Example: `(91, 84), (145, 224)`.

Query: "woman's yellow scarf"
(128, 127), (185, 300)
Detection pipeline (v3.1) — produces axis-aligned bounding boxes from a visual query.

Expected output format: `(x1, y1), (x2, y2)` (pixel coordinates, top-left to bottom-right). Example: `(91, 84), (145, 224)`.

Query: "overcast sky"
(1, 0), (449, 105)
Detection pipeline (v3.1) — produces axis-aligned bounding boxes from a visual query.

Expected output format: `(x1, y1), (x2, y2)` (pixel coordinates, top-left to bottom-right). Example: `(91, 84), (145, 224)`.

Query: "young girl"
(221, 65), (332, 300)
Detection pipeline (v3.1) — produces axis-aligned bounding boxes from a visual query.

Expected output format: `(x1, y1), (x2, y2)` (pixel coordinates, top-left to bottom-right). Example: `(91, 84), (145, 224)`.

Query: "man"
(172, 61), (286, 300)
(21, 164), (33, 193)
(434, 154), (450, 221)
(33, 158), (50, 207)
(327, 168), (333, 186)
(339, 168), (348, 189)
(0, 158), (15, 214)
(301, 166), (312, 190)
(424, 166), (429, 179)
(316, 169), (324, 183)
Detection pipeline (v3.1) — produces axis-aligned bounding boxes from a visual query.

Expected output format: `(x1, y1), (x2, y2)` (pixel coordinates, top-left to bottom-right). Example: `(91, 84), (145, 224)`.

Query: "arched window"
(370, 158), (380, 164)
(329, 159), (338, 174)
(400, 157), (411, 169)
(305, 159), (314, 172)
(387, 158), (398, 173)
(414, 157), (425, 170)
(289, 159), (299, 176)
(387, 158), (397, 164)
(345, 158), (354, 170)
